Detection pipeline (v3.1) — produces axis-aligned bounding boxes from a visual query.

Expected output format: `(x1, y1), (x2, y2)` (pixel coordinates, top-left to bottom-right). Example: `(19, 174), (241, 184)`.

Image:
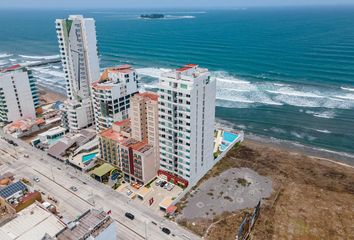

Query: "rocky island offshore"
(140, 13), (164, 19)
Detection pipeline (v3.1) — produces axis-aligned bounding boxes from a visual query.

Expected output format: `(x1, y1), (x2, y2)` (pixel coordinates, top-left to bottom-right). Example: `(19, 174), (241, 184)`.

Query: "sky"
(1, 0), (354, 9)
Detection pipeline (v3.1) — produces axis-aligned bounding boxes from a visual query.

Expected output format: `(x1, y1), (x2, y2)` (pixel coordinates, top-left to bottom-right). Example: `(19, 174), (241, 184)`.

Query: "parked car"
(24, 154), (29, 158)
(126, 190), (133, 196)
(125, 212), (135, 220)
(155, 179), (162, 186)
(162, 227), (171, 235)
(160, 181), (167, 187)
(167, 183), (174, 191)
(70, 186), (78, 192)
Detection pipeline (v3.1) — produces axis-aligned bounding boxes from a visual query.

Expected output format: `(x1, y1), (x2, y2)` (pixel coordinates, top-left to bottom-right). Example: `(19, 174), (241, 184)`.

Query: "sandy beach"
(38, 86), (66, 104)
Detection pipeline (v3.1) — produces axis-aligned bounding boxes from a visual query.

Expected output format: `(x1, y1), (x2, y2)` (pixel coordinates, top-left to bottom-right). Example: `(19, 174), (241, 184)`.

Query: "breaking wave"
(19, 54), (60, 60)
(137, 67), (354, 110)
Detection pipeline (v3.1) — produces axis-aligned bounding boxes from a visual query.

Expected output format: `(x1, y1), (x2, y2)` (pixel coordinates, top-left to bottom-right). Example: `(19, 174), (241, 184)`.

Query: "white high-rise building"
(158, 64), (216, 186)
(92, 65), (139, 132)
(55, 15), (100, 132)
(0, 65), (39, 123)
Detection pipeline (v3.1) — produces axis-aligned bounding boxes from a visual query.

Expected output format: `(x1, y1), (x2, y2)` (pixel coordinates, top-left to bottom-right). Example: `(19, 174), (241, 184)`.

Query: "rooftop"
(123, 138), (152, 154)
(0, 181), (27, 199)
(162, 64), (209, 81)
(99, 128), (128, 143)
(0, 64), (22, 74)
(135, 92), (159, 102)
(93, 65), (135, 90)
(90, 163), (116, 177)
(56, 209), (113, 240)
(0, 203), (66, 240)
(3, 118), (40, 134)
(176, 64), (198, 72)
(113, 118), (130, 127)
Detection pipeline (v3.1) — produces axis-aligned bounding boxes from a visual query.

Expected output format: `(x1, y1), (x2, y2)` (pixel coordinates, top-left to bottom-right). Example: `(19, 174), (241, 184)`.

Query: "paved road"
(0, 130), (200, 240)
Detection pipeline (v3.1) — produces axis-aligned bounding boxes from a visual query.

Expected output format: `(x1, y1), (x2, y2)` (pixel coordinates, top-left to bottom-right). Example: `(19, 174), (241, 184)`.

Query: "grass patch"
(237, 178), (251, 187)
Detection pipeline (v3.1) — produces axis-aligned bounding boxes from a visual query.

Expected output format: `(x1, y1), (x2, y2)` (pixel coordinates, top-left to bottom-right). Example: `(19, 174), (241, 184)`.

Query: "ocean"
(0, 7), (354, 162)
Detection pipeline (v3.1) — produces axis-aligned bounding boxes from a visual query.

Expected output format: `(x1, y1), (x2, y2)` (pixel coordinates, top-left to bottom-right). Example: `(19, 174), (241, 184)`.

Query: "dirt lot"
(176, 140), (354, 240)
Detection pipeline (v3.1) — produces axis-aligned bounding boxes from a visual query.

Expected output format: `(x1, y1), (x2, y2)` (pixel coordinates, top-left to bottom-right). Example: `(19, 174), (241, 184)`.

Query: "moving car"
(33, 177), (40, 182)
(70, 186), (78, 192)
(125, 212), (135, 220)
(162, 227), (171, 235)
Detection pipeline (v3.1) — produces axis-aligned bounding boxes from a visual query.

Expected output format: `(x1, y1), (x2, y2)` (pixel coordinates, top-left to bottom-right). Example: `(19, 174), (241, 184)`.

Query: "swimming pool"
(223, 131), (238, 143)
(220, 143), (228, 152)
(82, 152), (98, 163)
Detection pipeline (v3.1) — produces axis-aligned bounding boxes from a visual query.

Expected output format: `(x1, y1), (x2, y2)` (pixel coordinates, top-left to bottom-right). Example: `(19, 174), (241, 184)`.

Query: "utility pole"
(51, 166), (55, 181)
(145, 220), (148, 240)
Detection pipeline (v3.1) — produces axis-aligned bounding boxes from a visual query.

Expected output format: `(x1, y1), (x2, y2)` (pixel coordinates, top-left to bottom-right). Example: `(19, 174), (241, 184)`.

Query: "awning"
(90, 163), (115, 177)
(159, 197), (173, 210)
(166, 205), (177, 214)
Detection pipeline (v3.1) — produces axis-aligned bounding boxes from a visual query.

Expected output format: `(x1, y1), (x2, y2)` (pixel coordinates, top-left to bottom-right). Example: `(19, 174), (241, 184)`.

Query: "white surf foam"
(341, 86), (354, 92)
(333, 94), (354, 101)
(19, 54), (60, 60)
(32, 67), (65, 78)
(136, 67), (354, 110)
(164, 15), (196, 19)
(0, 60), (8, 66)
(0, 53), (13, 59)
(315, 129), (331, 134)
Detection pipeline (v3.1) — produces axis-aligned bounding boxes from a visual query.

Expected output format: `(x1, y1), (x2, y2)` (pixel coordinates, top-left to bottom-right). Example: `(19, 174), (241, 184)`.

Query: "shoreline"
(244, 133), (354, 167)
(38, 85), (66, 103)
(40, 87), (354, 168)
(215, 121), (354, 167)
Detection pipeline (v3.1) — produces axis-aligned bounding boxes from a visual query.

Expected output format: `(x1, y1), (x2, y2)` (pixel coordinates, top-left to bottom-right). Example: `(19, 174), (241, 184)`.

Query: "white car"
(155, 179), (162, 186)
(33, 177), (40, 182)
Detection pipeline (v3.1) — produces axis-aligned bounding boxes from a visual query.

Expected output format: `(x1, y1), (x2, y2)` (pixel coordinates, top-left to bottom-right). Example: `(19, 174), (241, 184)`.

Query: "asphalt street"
(0, 130), (199, 240)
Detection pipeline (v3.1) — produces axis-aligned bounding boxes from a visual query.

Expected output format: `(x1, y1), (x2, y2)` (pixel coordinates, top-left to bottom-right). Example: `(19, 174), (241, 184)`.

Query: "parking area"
(117, 177), (183, 215)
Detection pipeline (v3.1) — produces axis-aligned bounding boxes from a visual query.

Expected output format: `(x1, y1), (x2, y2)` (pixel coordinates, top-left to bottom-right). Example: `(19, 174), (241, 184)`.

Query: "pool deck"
(214, 129), (243, 153)
(213, 130), (223, 153)
(68, 150), (99, 170)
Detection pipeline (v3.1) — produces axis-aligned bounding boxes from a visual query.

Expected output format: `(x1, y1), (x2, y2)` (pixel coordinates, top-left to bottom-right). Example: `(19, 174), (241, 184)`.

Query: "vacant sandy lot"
(179, 168), (271, 219)
(176, 140), (354, 240)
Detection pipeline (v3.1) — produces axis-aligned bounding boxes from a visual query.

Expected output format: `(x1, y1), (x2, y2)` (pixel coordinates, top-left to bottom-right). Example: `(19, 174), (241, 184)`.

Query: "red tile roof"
(113, 119), (130, 126)
(130, 140), (149, 151)
(0, 64), (22, 73)
(93, 65), (134, 88)
(136, 92), (159, 102)
(99, 128), (127, 142)
(176, 64), (198, 72)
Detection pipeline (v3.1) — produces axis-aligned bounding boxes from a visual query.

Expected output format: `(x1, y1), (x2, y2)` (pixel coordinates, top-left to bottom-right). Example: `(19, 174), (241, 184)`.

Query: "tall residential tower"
(0, 65), (39, 123)
(55, 15), (100, 132)
(92, 65), (138, 132)
(158, 64), (216, 186)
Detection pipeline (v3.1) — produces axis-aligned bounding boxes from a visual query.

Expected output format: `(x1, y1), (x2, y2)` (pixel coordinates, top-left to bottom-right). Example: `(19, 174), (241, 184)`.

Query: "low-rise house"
(0, 181), (42, 213)
(32, 126), (67, 149)
(56, 209), (116, 240)
(0, 202), (66, 240)
(47, 128), (96, 162)
(3, 118), (45, 138)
